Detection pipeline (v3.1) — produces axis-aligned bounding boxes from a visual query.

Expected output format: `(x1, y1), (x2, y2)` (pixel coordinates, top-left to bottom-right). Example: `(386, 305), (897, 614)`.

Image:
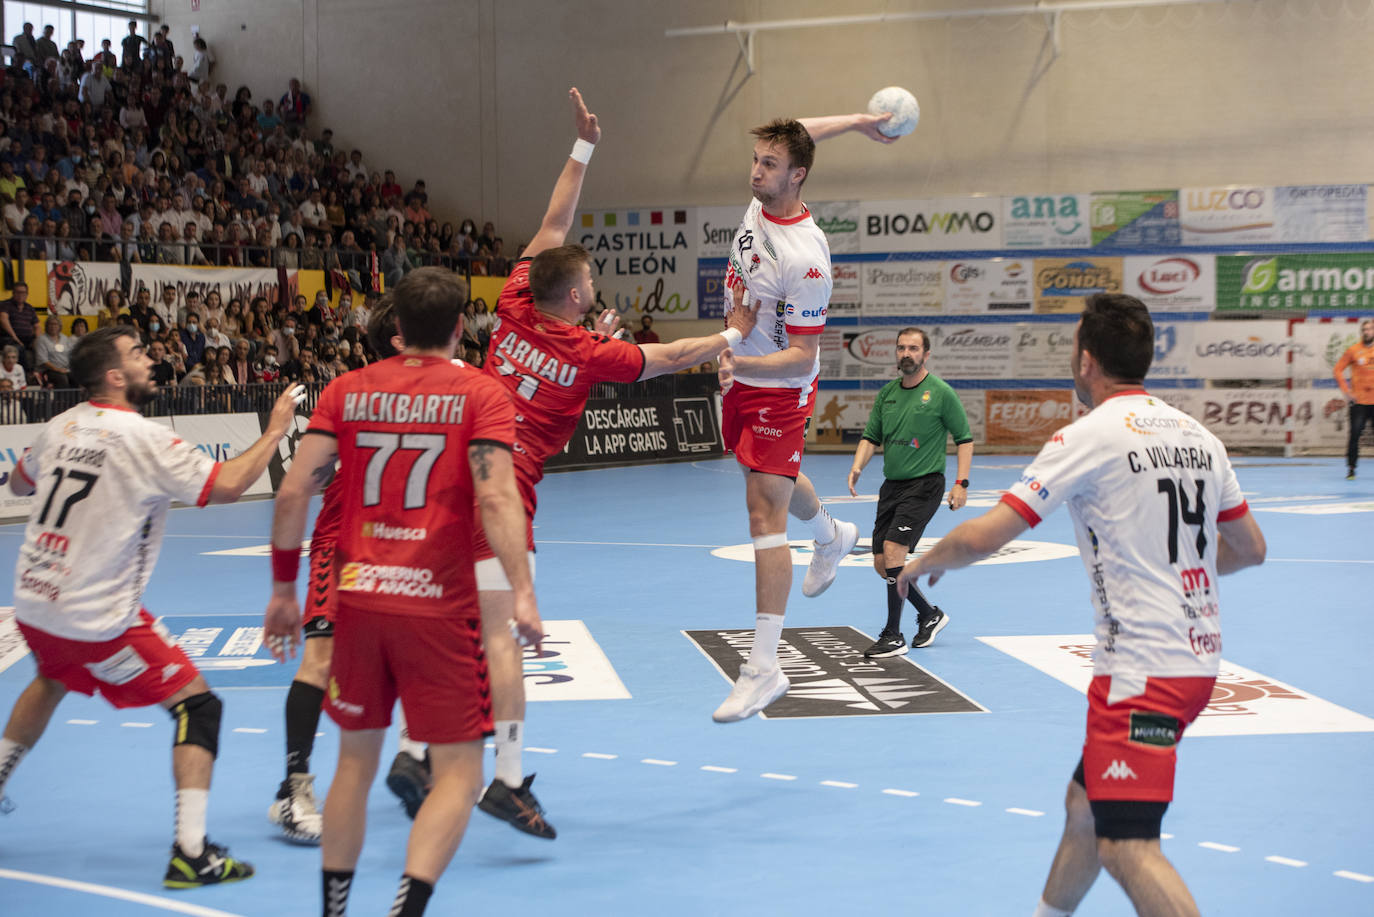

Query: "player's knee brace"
(169, 691), (223, 758)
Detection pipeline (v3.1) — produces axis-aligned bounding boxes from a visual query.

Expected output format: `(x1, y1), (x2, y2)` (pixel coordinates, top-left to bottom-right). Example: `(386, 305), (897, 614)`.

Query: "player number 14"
(1156, 477), (1207, 564)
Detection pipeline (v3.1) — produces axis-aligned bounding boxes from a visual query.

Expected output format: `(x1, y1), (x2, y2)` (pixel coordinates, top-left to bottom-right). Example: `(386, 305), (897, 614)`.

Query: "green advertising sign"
(1217, 253), (1374, 311)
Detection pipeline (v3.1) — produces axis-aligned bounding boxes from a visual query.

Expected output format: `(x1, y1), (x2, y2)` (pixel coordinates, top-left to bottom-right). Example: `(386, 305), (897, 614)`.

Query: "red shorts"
(471, 474), (537, 563)
(18, 610), (200, 709)
(1081, 674), (1215, 803)
(721, 378), (818, 477)
(302, 538), (337, 636)
(325, 604), (492, 744)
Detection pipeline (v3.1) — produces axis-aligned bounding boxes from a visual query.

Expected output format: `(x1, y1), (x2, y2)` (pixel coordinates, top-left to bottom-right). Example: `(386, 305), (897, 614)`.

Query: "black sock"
(286, 680), (326, 780)
(322, 869), (354, 917)
(884, 567), (905, 633)
(906, 581), (935, 619)
(391, 875), (434, 916)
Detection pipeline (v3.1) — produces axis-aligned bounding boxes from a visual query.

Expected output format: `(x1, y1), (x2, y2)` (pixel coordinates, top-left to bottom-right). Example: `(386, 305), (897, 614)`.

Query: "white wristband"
(571, 139), (595, 164)
(720, 327), (743, 347)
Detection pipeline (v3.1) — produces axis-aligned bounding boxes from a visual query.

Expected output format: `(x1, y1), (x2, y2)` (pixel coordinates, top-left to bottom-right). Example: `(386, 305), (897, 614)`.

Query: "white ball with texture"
(867, 86), (920, 137)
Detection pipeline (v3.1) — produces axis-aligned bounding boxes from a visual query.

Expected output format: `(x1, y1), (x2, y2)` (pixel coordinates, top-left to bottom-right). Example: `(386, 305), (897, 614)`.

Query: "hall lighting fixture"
(666, 0), (1247, 72)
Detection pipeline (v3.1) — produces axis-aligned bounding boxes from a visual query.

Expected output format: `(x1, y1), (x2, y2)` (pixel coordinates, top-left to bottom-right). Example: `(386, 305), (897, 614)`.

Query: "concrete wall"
(150, 0), (1374, 340)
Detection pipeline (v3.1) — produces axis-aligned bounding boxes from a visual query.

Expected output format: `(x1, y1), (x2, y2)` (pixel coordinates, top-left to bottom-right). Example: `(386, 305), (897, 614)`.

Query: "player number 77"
(356, 432), (445, 509)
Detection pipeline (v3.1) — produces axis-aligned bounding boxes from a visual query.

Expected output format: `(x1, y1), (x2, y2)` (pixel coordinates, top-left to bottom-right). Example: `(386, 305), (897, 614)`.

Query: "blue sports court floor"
(0, 453), (1371, 916)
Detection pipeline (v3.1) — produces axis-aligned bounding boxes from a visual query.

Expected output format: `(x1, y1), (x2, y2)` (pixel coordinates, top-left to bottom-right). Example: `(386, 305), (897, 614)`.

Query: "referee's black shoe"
(913, 608), (949, 648)
(863, 628), (908, 658)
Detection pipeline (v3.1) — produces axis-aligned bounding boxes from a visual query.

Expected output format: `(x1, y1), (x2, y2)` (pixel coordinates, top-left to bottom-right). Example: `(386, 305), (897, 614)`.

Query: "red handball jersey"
(485, 259), (645, 503)
(307, 354), (515, 618)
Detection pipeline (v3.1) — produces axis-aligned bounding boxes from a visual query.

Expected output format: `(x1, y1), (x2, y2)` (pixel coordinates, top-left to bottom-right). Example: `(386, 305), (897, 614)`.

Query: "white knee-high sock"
(493, 720), (523, 788)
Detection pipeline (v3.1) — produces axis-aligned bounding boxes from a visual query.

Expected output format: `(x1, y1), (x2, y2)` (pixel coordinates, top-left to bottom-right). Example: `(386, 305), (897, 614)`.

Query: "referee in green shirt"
(848, 327), (973, 657)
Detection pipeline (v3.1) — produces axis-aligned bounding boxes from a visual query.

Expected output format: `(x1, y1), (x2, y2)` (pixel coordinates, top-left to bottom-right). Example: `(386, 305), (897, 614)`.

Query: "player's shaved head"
(750, 118), (815, 184)
(391, 267), (466, 351)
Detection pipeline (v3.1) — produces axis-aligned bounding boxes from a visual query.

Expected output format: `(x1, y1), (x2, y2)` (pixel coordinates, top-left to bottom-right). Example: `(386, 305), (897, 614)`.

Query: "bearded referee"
(848, 327), (972, 657)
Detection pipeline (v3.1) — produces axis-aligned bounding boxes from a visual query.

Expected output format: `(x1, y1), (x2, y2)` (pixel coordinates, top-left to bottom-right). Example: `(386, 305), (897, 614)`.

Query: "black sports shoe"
(477, 774), (556, 839)
(163, 838), (254, 888)
(385, 751), (432, 820)
(1348, 468), (1357, 481)
(912, 607), (949, 648)
(863, 629), (908, 658)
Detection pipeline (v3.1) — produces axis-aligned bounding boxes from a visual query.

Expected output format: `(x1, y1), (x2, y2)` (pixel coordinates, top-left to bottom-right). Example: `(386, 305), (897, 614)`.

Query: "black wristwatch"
(953, 479), (969, 488)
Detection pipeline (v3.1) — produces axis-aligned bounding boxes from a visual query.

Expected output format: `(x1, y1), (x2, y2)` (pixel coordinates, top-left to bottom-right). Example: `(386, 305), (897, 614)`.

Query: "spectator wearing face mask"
(180, 313), (207, 369)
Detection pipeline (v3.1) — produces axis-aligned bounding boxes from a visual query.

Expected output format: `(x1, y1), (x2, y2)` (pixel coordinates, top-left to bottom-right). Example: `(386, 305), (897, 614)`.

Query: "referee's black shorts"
(873, 473), (945, 553)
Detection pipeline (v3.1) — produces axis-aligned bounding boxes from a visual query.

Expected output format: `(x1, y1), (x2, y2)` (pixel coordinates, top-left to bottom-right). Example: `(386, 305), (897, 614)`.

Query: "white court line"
(1269, 558), (1374, 565)
(820, 780), (857, 789)
(1265, 856), (1308, 868)
(761, 773), (797, 781)
(232, 727), (267, 734)
(582, 752), (617, 760)
(65, 719), (97, 726)
(527, 747), (558, 754)
(1199, 842), (1240, 853)
(701, 765), (737, 773)
(945, 798), (982, 807)
(538, 540), (722, 548)
(882, 788), (919, 797)
(0, 868), (245, 916)
(1335, 870), (1374, 883)
(1006, 807), (1045, 817)
(641, 758), (677, 766)
(121, 722), (154, 728)
(1161, 833), (1174, 840)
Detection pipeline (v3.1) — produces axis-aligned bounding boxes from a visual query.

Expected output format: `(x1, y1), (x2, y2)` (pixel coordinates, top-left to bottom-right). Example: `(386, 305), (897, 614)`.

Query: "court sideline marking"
(0, 868), (246, 916)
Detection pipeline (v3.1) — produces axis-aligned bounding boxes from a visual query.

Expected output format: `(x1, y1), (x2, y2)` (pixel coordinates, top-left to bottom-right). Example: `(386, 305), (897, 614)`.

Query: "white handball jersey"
(723, 198), (833, 395)
(12, 401), (221, 641)
(1001, 391), (1248, 679)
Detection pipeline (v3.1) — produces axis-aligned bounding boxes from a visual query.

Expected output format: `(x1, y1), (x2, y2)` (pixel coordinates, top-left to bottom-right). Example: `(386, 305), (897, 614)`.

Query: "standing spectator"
(121, 20), (146, 70)
(279, 78), (312, 127)
(632, 315), (660, 344)
(380, 232), (412, 289)
(0, 346), (28, 389)
(895, 294), (1266, 917)
(189, 36), (215, 85)
(13, 23), (38, 74)
(93, 38), (117, 71)
(33, 315), (72, 387)
(1334, 317), (1374, 480)
(0, 283), (40, 367)
(847, 327), (973, 657)
(34, 25), (60, 73)
(78, 66), (113, 108)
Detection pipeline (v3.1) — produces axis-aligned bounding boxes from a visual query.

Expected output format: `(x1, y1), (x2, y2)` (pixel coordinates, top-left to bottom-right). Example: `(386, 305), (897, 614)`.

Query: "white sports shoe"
(802, 520), (859, 597)
(712, 662), (790, 723)
(268, 772), (323, 844)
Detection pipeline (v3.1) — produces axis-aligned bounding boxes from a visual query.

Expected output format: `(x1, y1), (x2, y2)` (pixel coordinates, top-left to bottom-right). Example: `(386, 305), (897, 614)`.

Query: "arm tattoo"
(470, 442), (497, 482)
(309, 458), (335, 490)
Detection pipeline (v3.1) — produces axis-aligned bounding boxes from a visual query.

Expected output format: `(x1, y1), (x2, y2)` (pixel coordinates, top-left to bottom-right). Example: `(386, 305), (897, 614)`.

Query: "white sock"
(1033, 899), (1073, 917)
(395, 707), (426, 761)
(175, 788), (209, 857)
(803, 504), (837, 545)
(493, 720), (523, 788)
(0, 737), (29, 798)
(747, 614), (785, 668)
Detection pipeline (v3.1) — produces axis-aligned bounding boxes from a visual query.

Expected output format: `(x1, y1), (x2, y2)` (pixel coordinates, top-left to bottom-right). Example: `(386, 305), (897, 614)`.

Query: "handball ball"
(867, 86), (920, 137)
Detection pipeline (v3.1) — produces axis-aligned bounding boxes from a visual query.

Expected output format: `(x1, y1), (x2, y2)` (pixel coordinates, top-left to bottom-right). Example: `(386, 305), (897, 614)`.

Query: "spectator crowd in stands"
(0, 18), (513, 392)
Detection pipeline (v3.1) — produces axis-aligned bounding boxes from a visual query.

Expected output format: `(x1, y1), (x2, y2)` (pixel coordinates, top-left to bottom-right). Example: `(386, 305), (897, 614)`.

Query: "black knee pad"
(1089, 799), (1169, 840)
(169, 691), (222, 758)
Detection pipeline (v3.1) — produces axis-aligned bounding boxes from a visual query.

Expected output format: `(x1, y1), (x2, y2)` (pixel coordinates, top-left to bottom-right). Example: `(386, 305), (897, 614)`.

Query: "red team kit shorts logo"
(722, 379), (818, 477)
(1082, 674), (1214, 803)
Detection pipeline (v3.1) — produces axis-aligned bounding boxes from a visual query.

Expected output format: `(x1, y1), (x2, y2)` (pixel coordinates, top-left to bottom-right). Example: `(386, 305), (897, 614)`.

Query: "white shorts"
(474, 552), (537, 591)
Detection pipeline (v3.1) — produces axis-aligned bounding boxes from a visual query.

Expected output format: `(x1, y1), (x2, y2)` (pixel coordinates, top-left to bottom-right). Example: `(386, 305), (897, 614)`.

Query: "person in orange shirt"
(1333, 317), (1374, 480)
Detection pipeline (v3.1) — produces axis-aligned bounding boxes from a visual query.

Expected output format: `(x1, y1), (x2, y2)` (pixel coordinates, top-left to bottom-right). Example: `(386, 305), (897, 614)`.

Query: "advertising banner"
(0, 422), (46, 521)
(130, 265), (292, 314)
(828, 260), (862, 319)
(943, 259), (1034, 314)
(1002, 194), (1092, 248)
(46, 261), (123, 316)
(1089, 191), (1180, 247)
(1290, 320), (1362, 380)
(1184, 388), (1290, 447)
(858, 259), (944, 316)
(925, 324), (1016, 380)
(695, 205), (742, 260)
(576, 207), (699, 320)
(1180, 186), (1277, 246)
(809, 389), (878, 446)
(1187, 320), (1296, 379)
(545, 388), (722, 470)
(1148, 321), (1196, 379)
(839, 327), (904, 380)
(984, 390), (1075, 447)
(1217, 253), (1374, 312)
(811, 200), (862, 255)
(859, 197), (1004, 253)
(1009, 322), (1077, 379)
(1275, 185), (1368, 243)
(169, 413), (273, 496)
(1033, 257), (1124, 313)
(1123, 254), (1216, 312)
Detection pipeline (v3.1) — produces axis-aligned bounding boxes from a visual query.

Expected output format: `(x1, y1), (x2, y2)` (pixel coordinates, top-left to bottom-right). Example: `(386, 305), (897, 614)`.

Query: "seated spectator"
(0, 282), (39, 368)
(633, 316), (661, 344)
(0, 378), (28, 423)
(180, 313), (208, 368)
(0, 345), (28, 390)
(148, 339), (178, 386)
(255, 343), (282, 382)
(204, 316), (231, 350)
(3, 189), (32, 233)
(70, 317), (89, 339)
(488, 238), (511, 276)
(33, 314), (72, 387)
(229, 338), (253, 385)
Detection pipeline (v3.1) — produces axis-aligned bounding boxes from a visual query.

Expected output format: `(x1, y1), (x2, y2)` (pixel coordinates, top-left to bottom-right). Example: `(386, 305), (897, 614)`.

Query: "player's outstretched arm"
(470, 441), (543, 651)
(1217, 510), (1266, 575)
(798, 112), (896, 144)
(896, 502), (1029, 593)
(636, 293), (759, 379)
(523, 87), (601, 261)
(207, 383), (306, 503)
(264, 431), (339, 662)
